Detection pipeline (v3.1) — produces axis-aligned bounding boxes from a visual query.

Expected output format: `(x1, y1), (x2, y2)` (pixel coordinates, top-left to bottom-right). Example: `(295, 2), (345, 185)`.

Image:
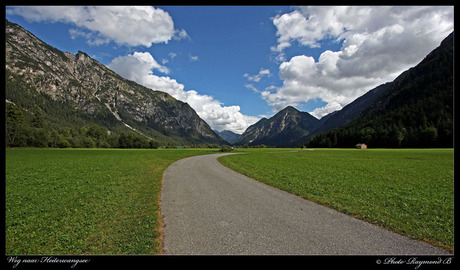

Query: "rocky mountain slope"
(5, 20), (226, 146)
(235, 106), (321, 147)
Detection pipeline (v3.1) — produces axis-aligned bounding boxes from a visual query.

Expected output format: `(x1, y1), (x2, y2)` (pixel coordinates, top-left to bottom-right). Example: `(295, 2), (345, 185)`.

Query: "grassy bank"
(219, 148), (454, 252)
(5, 148), (215, 254)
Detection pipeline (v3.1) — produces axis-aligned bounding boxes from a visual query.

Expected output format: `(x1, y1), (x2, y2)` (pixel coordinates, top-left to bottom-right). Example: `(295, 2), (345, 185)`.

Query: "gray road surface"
(161, 153), (450, 255)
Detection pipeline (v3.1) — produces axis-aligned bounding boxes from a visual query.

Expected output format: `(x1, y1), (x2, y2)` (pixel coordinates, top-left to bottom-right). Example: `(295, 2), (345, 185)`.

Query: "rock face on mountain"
(235, 106), (321, 147)
(5, 20), (226, 146)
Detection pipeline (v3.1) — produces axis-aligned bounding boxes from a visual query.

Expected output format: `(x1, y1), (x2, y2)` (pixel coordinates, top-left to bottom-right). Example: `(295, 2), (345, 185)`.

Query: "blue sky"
(6, 6), (454, 134)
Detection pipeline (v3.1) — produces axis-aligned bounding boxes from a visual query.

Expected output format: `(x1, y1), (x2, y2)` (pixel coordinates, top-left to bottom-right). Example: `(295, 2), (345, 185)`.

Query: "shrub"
(219, 146), (234, 152)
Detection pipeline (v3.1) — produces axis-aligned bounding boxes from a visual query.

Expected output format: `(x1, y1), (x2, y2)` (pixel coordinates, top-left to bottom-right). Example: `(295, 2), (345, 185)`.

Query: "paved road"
(161, 153), (449, 255)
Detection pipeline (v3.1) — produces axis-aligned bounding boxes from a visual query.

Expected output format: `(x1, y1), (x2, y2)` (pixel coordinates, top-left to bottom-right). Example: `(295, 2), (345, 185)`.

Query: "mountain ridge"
(5, 19), (453, 148)
(306, 32), (453, 148)
(214, 130), (240, 144)
(235, 106), (320, 147)
(5, 19), (227, 147)
(293, 82), (392, 145)
(236, 32), (453, 148)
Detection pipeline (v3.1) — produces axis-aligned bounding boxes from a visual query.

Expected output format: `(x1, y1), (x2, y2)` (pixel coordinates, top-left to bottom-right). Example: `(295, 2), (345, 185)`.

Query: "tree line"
(5, 102), (232, 149)
(6, 102), (163, 149)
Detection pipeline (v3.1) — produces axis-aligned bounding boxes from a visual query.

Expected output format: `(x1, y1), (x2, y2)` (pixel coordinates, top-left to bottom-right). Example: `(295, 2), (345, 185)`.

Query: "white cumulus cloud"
(108, 52), (259, 134)
(7, 6), (188, 47)
(268, 6), (453, 118)
(244, 68), (271, 82)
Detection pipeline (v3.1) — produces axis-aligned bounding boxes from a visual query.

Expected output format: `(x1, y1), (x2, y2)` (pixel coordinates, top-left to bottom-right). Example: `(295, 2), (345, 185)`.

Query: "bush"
(219, 146), (234, 152)
(56, 138), (71, 148)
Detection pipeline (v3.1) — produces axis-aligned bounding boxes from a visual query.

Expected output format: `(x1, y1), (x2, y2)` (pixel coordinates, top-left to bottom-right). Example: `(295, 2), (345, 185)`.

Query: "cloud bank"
(7, 6), (188, 47)
(108, 52), (259, 134)
(268, 6), (453, 118)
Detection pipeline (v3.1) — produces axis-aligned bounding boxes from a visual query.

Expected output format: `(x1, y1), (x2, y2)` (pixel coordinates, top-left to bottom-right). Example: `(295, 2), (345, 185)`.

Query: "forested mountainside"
(305, 32), (453, 148)
(236, 32), (453, 148)
(6, 20), (226, 148)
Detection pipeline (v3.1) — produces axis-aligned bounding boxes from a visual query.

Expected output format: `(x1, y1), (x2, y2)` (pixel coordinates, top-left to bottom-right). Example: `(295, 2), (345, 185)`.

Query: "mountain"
(235, 32), (453, 148)
(295, 82), (392, 144)
(235, 106), (321, 147)
(214, 130), (240, 144)
(5, 20), (226, 147)
(306, 32), (453, 148)
(235, 81), (394, 148)
(236, 81), (392, 148)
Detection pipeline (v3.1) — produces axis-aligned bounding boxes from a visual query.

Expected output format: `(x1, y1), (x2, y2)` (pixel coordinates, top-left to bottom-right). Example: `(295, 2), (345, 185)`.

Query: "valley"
(5, 19), (453, 149)
(236, 33), (453, 148)
(4, 10), (454, 258)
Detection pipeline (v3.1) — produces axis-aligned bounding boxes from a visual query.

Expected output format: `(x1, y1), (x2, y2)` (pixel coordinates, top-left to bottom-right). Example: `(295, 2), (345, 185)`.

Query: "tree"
(86, 124), (107, 147)
(421, 126), (438, 146)
(49, 129), (60, 148)
(81, 137), (96, 148)
(29, 128), (50, 147)
(6, 103), (25, 146)
(360, 127), (375, 144)
(149, 140), (160, 149)
(118, 132), (133, 148)
(31, 109), (46, 128)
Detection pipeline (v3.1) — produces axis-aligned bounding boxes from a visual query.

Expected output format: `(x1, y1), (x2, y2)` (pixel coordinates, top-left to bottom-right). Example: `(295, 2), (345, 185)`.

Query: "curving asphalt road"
(160, 153), (449, 255)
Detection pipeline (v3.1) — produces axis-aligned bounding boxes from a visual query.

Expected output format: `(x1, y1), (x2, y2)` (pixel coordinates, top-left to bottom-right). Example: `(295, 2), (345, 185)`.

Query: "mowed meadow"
(5, 148), (454, 254)
(5, 148), (216, 254)
(219, 148), (454, 252)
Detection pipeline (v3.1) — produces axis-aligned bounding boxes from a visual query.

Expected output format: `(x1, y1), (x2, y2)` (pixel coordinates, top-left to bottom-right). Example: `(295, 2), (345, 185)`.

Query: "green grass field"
(5, 148), (216, 254)
(6, 148), (454, 254)
(218, 148), (454, 252)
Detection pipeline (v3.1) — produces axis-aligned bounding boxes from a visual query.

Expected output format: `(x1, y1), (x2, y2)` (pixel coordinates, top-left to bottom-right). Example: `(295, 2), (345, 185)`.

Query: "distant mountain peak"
(283, 105), (298, 111)
(214, 130), (240, 144)
(235, 105), (320, 147)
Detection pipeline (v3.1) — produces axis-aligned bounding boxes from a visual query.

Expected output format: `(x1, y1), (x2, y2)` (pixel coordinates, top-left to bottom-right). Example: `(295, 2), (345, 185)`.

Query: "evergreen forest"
(305, 33), (453, 148)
